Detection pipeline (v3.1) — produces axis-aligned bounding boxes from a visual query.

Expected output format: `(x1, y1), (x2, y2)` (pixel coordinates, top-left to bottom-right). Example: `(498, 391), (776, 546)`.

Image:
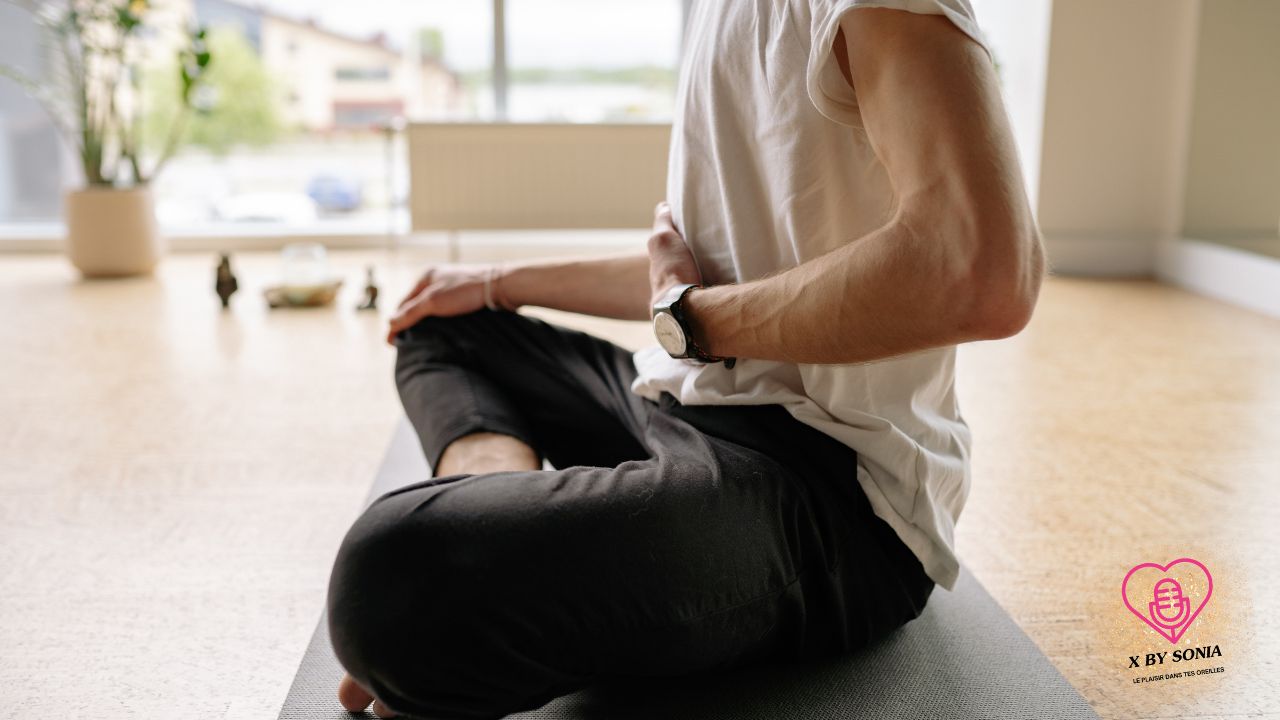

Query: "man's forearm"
(675, 8), (1046, 367)
(683, 210), (1043, 365)
(498, 252), (652, 321)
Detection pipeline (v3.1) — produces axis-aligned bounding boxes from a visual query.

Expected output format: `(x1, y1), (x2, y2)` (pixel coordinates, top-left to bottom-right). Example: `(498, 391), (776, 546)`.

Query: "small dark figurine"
(215, 253), (238, 309)
(357, 265), (379, 311)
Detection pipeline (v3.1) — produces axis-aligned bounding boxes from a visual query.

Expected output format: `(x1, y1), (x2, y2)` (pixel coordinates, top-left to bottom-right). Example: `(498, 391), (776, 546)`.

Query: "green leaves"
(116, 2), (142, 33)
(144, 27), (277, 157)
(0, 0), (215, 186)
(179, 26), (212, 109)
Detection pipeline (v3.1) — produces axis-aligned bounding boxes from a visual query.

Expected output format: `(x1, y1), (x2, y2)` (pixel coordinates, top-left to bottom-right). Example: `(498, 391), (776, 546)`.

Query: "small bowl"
(264, 279), (344, 308)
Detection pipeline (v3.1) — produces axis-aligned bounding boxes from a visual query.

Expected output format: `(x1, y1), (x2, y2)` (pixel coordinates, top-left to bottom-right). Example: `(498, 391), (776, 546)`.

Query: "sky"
(253, 0), (684, 71)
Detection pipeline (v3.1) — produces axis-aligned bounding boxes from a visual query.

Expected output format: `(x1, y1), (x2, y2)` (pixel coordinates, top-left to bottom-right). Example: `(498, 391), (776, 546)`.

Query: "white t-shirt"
(632, 0), (991, 590)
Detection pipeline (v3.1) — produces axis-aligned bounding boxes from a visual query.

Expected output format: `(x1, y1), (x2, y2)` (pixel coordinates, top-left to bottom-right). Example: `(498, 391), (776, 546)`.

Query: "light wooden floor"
(0, 247), (1276, 719)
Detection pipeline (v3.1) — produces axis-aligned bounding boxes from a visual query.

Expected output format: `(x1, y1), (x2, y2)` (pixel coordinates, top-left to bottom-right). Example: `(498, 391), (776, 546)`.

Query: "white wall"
(968, 0), (1052, 212)
(1036, 0), (1200, 275)
(1181, 0), (1280, 240)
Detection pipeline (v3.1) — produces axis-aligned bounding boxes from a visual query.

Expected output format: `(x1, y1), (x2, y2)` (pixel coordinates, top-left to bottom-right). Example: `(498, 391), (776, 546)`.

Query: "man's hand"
(386, 264), (504, 344)
(384, 202), (691, 344)
(647, 202), (702, 314)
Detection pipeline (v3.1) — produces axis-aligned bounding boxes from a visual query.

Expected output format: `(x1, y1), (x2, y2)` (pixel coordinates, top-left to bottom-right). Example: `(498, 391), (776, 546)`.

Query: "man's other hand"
(647, 202), (702, 313)
(386, 264), (499, 344)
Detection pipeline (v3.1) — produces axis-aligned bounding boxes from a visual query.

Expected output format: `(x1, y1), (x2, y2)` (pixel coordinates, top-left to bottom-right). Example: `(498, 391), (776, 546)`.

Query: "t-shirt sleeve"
(806, 0), (994, 128)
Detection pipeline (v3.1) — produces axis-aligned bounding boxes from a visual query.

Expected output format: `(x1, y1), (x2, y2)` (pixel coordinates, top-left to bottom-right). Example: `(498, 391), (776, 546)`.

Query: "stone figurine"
(357, 265), (379, 311)
(215, 253), (239, 309)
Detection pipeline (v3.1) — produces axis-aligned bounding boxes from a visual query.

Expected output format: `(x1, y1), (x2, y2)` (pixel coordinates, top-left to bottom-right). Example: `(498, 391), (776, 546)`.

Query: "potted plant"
(1, 0), (211, 277)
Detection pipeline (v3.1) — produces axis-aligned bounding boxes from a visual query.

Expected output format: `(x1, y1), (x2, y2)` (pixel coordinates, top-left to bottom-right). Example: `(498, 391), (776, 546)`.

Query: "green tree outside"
(418, 27), (445, 62)
(144, 27), (281, 156)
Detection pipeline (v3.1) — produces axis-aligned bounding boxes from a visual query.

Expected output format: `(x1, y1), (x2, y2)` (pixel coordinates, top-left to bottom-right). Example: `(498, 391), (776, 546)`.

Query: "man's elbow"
(955, 225), (1045, 341)
(972, 286), (1038, 340)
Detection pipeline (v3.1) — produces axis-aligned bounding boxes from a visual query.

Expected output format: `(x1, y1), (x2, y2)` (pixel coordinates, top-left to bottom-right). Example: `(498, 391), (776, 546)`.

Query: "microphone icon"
(1148, 578), (1191, 631)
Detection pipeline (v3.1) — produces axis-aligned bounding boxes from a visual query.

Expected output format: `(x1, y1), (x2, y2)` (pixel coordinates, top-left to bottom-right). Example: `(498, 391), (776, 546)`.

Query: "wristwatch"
(652, 283), (735, 367)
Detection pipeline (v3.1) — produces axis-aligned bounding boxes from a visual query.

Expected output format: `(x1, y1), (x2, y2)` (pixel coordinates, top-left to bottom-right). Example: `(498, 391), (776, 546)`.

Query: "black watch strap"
(667, 285), (736, 368)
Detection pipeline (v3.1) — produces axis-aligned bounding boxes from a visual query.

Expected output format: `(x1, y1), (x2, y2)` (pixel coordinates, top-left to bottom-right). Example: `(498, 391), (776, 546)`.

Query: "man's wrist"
(679, 286), (721, 359)
(491, 263), (523, 311)
(651, 274), (689, 315)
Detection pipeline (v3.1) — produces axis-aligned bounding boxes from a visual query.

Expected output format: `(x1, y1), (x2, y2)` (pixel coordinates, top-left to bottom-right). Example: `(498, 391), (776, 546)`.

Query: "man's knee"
(326, 487), (461, 685)
(392, 310), (533, 387)
(328, 498), (401, 684)
(393, 309), (531, 351)
(325, 479), (550, 716)
(394, 311), (456, 342)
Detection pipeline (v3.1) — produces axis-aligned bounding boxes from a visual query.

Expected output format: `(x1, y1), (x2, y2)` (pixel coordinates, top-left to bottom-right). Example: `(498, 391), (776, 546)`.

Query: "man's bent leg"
(336, 429), (540, 717)
(337, 311), (660, 716)
(328, 413), (842, 720)
(393, 310), (653, 472)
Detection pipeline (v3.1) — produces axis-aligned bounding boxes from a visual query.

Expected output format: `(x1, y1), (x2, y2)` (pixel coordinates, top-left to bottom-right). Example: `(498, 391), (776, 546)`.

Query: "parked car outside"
(306, 175), (363, 213)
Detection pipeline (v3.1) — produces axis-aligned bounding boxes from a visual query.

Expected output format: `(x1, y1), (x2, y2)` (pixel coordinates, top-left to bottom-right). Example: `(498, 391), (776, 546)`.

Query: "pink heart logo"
(1121, 558), (1213, 644)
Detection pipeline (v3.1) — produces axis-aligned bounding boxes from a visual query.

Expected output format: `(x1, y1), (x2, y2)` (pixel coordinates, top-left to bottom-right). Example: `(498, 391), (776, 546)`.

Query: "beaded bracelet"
(482, 267), (499, 311)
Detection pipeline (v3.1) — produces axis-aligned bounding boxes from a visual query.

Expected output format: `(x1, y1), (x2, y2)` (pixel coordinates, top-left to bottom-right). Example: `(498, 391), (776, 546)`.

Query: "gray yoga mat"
(280, 419), (1099, 719)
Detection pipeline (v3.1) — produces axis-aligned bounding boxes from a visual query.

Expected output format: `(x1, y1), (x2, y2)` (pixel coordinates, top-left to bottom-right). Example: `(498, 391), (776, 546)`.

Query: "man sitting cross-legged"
(328, 2), (1044, 718)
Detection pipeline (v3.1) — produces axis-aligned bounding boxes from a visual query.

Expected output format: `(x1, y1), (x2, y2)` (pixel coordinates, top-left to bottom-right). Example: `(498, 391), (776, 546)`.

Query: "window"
(153, 0), (497, 232)
(334, 101), (404, 130)
(0, 0), (1032, 239)
(506, 0), (683, 122)
(0, 0), (498, 234)
(1, 0), (686, 235)
(334, 66), (392, 82)
(0, 3), (67, 229)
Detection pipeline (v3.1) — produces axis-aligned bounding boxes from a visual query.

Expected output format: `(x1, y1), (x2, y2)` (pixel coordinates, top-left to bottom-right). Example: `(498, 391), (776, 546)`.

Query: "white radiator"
(408, 122), (671, 231)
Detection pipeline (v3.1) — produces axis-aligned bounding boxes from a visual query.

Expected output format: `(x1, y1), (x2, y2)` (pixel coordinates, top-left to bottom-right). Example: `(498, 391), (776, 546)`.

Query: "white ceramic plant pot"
(64, 187), (165, 278)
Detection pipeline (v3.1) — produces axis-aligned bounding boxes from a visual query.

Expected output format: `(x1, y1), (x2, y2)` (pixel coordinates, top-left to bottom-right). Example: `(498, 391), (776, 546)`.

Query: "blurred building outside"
(194, 0), (463, 131)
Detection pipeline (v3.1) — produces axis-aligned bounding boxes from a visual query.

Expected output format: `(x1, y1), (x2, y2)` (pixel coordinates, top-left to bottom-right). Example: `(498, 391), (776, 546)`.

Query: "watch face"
(653, 312), (687, 357)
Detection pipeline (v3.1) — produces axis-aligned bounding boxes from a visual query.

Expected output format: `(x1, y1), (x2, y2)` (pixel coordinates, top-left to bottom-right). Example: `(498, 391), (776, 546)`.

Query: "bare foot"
(338, 673), (398, 717)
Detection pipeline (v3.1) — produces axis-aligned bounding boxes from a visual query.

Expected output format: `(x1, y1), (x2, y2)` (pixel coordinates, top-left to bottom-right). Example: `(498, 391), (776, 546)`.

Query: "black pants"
(328, 310), (933, 720)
